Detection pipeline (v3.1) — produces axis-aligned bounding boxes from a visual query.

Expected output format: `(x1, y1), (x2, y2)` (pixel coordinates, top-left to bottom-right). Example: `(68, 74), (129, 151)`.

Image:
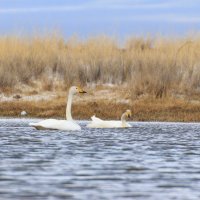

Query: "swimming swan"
(29, 86), (86, 131)
(87, 110), (132, 128)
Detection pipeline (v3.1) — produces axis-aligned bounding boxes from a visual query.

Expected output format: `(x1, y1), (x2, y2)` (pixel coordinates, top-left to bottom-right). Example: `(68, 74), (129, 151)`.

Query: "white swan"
(29, 86), (86, 131)
(87, 110), (132, 128)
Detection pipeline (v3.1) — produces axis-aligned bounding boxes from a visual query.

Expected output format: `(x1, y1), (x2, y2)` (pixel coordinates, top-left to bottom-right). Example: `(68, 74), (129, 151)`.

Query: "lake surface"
(0, 118), (200, 200)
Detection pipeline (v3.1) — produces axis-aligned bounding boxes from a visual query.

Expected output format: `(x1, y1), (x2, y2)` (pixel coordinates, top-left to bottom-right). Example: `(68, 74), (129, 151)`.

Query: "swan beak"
(78, 88), (87, 93)
(80, 90), (87, 93)
(127, 113), (131, 118)
(126, 110), (132, 118)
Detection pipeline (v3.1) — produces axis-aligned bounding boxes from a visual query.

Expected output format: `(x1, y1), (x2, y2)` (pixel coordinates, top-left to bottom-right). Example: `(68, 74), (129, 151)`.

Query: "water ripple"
(0, 119), (200, 199)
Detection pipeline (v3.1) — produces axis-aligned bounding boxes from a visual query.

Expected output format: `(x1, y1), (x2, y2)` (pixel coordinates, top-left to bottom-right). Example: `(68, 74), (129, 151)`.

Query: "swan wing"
(107, 121), (132, 128)
(87, 118), (132, 128)
(103, 121), (123, 128)
(87, 119), (122, 128)
(87, 115), (104, 128)
(91, 115), (103, 122)
(29, 119), (81, 131)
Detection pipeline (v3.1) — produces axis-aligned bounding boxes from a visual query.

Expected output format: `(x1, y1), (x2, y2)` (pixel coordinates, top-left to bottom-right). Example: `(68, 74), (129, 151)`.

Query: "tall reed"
(0, 34), (200, 98)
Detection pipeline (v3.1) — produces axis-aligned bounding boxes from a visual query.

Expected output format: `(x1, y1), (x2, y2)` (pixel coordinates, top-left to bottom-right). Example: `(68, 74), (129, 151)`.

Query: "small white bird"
(87, 110), (132, 128)
(29, 86), (86, 131)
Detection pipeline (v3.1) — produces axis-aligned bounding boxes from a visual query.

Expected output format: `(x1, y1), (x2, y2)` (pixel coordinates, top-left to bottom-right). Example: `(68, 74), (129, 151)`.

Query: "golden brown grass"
(1, 34), (200, 121)
(1, 93), (200, 122)
(1, 34), (200, 99)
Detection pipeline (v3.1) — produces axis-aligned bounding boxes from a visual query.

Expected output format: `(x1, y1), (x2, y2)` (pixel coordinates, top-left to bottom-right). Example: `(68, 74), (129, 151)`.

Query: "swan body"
(87, 110), (132, 128)
(29, 86), (86, 131)
(29, 119), (81, 131)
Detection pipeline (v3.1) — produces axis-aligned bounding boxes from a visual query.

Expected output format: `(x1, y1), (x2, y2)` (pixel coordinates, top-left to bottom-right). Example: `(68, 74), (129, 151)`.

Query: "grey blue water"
(0, 118), (200, 200)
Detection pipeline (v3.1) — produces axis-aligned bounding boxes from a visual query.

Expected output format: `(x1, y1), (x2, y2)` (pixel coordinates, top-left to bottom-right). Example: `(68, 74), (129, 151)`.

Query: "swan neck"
(66, 91), (73, 120)
(121, 114), (127, 127)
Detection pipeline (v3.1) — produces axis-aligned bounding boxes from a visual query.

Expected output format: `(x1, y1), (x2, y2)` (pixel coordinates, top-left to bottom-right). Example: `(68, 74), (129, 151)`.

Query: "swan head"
(121, 109), (132, 122)
(69, 86), (87, 95)
(125, 109), (132, 118)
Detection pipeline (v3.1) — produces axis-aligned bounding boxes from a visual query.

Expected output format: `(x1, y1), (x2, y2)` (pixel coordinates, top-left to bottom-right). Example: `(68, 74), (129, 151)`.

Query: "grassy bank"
(0, 34), (200, 121)
(1, 85), (200, 122)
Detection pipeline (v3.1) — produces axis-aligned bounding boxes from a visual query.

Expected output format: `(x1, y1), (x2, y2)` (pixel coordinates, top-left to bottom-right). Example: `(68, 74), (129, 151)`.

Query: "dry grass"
(1, 93), (200, 122)
(1, 34), (200, 121)
(1, 34), (200, 99)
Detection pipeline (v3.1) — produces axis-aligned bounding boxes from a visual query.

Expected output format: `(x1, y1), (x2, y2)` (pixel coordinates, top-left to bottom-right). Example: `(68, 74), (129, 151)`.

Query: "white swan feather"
(87, 110), (132, 128)
(29, 86), (86, 131)
(29, 119), (81, 131)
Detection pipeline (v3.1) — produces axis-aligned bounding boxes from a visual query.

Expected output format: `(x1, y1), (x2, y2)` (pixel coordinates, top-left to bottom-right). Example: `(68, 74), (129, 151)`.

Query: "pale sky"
(0, 0), (200, 38)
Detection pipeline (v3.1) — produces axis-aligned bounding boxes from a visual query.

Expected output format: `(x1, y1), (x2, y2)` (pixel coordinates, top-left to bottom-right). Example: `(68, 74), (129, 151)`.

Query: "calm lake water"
(0, 118), (200, 200)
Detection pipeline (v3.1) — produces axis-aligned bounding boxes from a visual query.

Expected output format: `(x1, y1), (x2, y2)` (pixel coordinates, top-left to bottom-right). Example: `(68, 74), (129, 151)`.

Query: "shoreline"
(1, 85), (200, 122)
(1, 117), (200, 125)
